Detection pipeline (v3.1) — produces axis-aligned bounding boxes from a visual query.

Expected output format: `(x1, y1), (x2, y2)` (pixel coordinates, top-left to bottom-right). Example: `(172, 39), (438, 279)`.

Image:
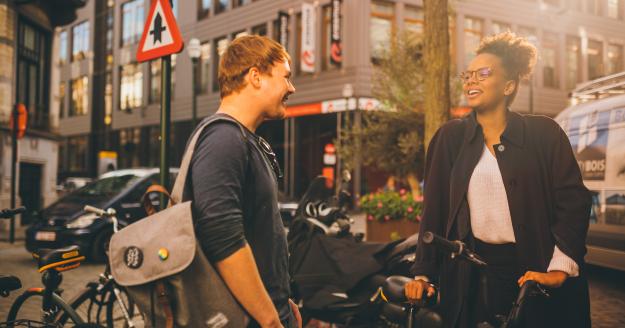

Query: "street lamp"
(187, 38), (201, 127)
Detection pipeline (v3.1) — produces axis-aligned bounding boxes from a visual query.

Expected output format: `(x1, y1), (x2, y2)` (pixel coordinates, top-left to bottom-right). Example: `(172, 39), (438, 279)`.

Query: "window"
(542, 32), (559, 88)
(463, 17), (483, 66)
(607, 0), (624, 19)
(588, 0), (603, 15)
(404, 5), (424, 36)
(516, 26), (535, 38)
(120, 63), (143, 111)
(588, 39), (604, 80)
(491, 21), (511, 35)
(59, 82), (66, 118)
(543, 0), (560, 6)
(215, 0), (228, 14)
(105, 73), (112, 125)
(213, 37), (228, 92)
(70, 76), (89, 116)
(68, 136), (88, 172)
(150, 60), (161, 103)
(119, 128), (141, 168)
(59, 30), (68, 64)
(198, 0), (211, 19)
(121, 0), (144, 46)
(566, 36), (582, 89)
(252, 23), (267, 36)
(567, 0), (583, 11)
(322, 5), (338, 71)
(607, 44), (624, 74)
(295, 13), (303, 74)
(273, 13), (290, 47)
(72, 21), (90, 61)
(149, 55), (176, 103)
(199, 42), (211, 93)
(370, 1), (395, 64)
(233, 0), (252, 8)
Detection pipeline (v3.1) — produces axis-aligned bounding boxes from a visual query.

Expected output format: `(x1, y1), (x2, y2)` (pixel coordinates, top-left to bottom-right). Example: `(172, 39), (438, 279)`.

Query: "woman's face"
(462, 53), (516, 112)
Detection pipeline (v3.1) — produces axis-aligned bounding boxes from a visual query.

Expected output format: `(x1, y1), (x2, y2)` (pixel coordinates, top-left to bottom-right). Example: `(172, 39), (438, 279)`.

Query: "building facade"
(0, 0), (85, 229)
(52, 0), (625, 198)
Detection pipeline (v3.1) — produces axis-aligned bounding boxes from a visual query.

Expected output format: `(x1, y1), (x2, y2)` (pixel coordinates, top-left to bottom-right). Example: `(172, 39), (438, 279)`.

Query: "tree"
(338, 31), (426, 197)
(423, 0), (451, 149)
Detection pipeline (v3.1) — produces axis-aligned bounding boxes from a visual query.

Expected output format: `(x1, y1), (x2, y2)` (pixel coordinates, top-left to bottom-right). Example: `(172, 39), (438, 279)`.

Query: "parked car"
(26, 168), (178, 262)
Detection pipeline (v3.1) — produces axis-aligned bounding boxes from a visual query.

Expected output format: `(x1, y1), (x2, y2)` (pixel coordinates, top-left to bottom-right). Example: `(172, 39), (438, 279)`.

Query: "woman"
(404, 32), (591, 327)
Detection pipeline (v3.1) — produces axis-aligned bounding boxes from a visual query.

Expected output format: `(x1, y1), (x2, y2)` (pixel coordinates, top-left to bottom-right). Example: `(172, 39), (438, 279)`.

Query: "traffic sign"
(137, 0), (183, 62)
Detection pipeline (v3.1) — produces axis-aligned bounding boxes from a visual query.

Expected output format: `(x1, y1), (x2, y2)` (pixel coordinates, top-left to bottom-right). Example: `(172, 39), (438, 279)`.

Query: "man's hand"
(404, 279), (436, 301)
(289, 299), (302, 328)
(517, 270), (568, 288)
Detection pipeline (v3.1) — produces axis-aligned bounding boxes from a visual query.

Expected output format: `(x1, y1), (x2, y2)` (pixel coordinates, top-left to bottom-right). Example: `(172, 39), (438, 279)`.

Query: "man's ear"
(247, 67), (262, 89)
(504, 80), (517, 96)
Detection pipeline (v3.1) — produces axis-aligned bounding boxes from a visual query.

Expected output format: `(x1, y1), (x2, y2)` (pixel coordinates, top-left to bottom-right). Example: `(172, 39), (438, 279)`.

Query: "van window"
(605, 190), (625, 226)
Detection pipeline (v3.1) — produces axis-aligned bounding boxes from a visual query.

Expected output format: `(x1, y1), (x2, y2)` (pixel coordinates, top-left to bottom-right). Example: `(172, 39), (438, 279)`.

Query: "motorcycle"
(287, 176), (441, 327)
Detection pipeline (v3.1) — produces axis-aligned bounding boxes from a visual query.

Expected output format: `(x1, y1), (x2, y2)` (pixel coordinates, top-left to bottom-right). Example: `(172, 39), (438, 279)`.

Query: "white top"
(467, 144), (579, 277)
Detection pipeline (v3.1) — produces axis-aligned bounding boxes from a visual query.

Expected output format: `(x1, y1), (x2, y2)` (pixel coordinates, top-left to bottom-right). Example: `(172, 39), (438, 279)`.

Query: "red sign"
(136, 0), (184, 63)
(9, 104), (28, 139)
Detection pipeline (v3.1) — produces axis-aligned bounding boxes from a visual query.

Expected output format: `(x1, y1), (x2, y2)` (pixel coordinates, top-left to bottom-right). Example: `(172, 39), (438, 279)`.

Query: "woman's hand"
(518, 270), (568, 288)
(289, 299), (302, 328)
(405, 279), (436, 301)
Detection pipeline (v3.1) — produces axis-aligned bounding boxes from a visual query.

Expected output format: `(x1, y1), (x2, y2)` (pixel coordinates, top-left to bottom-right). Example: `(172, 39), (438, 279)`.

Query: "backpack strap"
(155, 281), (174, 328)
(170, 113), (246, 204)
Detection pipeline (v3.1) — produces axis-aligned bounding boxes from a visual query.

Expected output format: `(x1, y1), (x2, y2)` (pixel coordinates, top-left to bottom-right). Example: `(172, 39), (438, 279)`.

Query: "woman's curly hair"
(476, 32), (538, 105)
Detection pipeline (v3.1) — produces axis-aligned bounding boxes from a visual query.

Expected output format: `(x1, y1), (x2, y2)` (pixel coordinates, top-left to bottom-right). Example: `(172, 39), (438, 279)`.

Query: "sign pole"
(160, 55), (171, 207)
(9, 104), (18, 243)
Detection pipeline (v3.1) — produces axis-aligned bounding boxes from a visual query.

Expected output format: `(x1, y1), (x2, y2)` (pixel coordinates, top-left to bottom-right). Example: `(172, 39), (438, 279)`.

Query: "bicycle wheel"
(105, 286), (137, 328)
(6, 289), (84, 326)
(64, 284), (137, 328)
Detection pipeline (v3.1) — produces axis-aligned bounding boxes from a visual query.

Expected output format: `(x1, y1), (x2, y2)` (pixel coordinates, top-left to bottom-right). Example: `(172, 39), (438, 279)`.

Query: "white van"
(555, 71), (625, 271)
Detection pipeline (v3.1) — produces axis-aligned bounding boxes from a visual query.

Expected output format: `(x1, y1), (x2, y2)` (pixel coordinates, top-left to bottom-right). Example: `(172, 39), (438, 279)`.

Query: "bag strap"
(155, 281), (174, 328)
(142, 184), (176, 216)
(170, 113), (246, 203)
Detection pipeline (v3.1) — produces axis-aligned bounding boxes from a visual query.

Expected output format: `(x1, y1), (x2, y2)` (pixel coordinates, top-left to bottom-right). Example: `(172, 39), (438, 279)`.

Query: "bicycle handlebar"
(84, 205), (116, 217)
(0, 207), (26, 219)
(422, 231), (488, 267)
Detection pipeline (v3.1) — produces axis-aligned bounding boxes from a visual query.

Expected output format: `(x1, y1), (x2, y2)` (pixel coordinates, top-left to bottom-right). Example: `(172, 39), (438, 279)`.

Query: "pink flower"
(407, 207), (414, 213)
(401, 195), (407, 201)
(399, 188), (407, 196)
(367, 215), (374, 221)
(384, 215), (391, 221)
(377, 202), (383, 209)
(416, 215), (422, 222)
(415, 195), (424, 202)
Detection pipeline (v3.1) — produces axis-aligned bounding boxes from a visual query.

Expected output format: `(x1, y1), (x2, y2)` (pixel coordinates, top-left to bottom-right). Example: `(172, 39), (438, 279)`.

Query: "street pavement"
(1, 215), (624, 327)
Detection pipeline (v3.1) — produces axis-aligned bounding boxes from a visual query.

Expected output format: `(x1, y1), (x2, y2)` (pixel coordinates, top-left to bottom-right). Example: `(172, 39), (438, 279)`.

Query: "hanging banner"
(278, 11), (289, 48)
(330, 0), (342, 66)
(301, 3), (316, 73)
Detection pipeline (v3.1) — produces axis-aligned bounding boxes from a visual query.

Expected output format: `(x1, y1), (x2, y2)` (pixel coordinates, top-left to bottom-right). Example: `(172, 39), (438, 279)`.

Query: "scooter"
(287, 176), (441, 327)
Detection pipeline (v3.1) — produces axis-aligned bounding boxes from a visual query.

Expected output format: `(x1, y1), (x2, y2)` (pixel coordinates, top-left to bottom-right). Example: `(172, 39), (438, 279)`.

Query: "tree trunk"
(423, 0), (451, 151)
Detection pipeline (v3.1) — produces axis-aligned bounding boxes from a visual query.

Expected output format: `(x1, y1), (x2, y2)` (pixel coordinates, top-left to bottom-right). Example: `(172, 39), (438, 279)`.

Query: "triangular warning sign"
(137, 0), (184, 62)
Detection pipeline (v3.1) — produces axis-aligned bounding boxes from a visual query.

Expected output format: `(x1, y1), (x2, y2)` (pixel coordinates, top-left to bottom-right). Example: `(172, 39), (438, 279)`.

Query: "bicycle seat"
(0, 275), (21, 296)
(32, 245), (85, 273)
(381, 276), (411, 303)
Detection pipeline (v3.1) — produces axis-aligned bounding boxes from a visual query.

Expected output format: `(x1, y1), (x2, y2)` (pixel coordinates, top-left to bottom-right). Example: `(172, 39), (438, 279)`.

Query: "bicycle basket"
(0, 320), (61, 328)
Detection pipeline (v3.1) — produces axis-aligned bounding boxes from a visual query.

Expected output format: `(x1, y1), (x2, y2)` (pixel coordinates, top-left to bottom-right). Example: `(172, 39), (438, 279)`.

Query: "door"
(19, 162), (43, 225)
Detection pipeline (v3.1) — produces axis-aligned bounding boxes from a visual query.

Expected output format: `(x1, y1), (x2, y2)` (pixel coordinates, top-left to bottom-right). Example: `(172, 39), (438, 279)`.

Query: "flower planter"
(366, 219), (420, 242)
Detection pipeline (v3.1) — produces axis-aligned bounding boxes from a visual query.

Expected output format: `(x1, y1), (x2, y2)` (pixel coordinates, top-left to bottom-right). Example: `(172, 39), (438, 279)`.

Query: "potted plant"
(360, 188), (423, 242)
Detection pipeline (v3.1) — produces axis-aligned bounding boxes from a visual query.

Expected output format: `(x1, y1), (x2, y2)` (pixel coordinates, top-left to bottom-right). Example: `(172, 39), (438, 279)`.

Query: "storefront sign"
(330, 0), (342, 66)
(301, 3), (316, 73)
(568, 110), (610, 180)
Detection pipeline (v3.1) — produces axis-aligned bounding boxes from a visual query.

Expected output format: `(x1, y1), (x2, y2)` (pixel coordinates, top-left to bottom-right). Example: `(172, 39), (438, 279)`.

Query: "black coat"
(411, 110), (591, 328)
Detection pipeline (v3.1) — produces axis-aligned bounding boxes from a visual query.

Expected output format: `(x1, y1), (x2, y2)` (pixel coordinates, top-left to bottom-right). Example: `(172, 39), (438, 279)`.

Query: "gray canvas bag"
(108, 115), (249, 328)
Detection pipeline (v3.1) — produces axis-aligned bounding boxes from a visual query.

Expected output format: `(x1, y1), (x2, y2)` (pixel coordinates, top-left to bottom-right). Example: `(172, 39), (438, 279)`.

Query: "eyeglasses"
(459, 67), (493, 83)
(257, 136), (284, 179)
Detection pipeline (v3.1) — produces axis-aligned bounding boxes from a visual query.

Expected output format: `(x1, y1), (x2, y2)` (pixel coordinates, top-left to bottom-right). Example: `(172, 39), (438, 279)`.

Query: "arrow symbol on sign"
(150, 13), (167, 44)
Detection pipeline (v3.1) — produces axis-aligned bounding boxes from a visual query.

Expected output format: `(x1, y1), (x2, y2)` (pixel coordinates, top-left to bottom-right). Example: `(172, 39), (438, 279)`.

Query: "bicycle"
(4, 206), (137, 328)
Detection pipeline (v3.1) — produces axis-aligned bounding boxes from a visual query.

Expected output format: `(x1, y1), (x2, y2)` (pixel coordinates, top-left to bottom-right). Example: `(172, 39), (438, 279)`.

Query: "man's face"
(260, 60), (295, 120)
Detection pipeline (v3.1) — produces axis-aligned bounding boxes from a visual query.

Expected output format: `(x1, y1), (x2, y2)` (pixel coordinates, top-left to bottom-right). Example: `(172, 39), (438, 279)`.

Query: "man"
(188, 35), (299, 328)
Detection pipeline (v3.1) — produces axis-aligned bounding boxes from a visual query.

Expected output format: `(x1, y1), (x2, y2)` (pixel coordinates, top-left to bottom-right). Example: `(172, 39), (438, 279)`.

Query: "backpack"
(108, 115), (249, 328)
